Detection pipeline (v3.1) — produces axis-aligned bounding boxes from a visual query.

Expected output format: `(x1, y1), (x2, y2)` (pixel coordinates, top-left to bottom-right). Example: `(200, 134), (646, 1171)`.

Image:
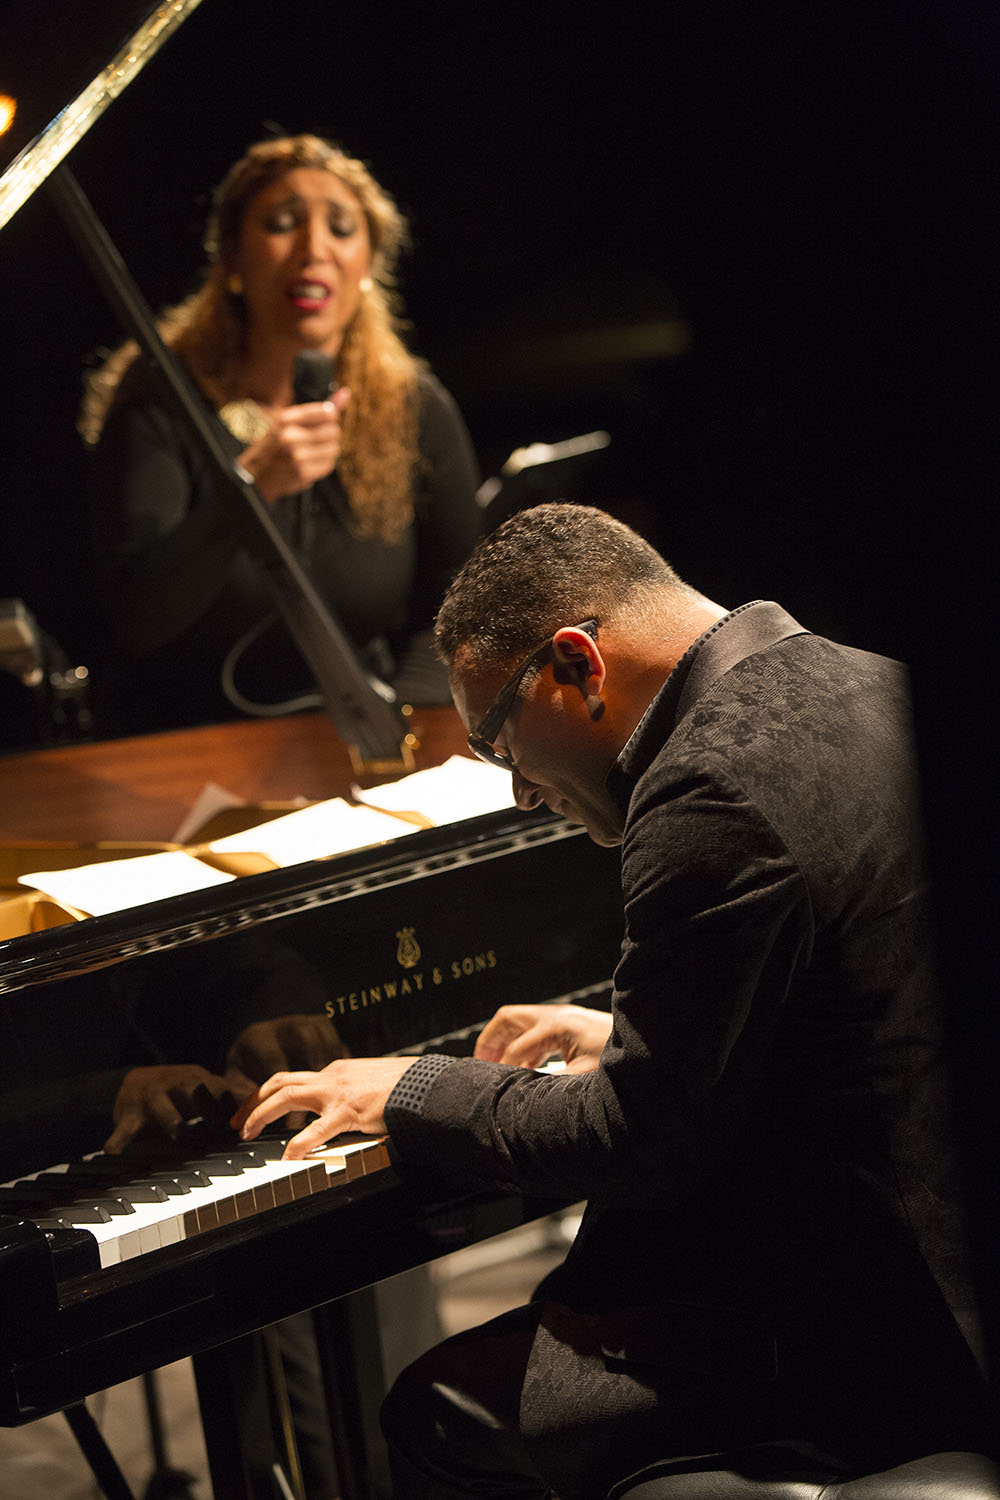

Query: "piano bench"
(607, 1448), (1000, 1500)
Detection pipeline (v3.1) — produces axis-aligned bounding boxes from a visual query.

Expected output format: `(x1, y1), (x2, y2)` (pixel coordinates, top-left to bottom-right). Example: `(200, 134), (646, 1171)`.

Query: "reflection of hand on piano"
(104, 1011), (355, 1155)
(232, 1055), (419, 1158)
(226, 1013), (351, 1085)
(104, 1063), (249, 1155)
(474, 1003), (613, 1074)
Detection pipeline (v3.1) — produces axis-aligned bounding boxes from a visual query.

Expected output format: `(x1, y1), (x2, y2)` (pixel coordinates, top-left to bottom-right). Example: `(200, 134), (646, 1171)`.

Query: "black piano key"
(88, 1196), (137, 1216)
(131, 1175), (192, 1196)
(33, 1172), (97, 1193)
(60, 1157), (132, 1182)
(224, 1147), (284, 1169)
(0, 1182), (60, 1204)
(14, 1173), (173, 1211)
(107, 1184), (170, 1205)
(129, 1166), (214, 1190)
(169, 1169), (215, 1189)
(189, 1157), (245, 1177)
(35, 1205), (113, 1224)
(238, 1137), (287, 1160)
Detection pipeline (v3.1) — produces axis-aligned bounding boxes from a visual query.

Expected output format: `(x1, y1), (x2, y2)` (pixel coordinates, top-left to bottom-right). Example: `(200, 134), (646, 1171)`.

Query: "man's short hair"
(434, 503), (685, 668)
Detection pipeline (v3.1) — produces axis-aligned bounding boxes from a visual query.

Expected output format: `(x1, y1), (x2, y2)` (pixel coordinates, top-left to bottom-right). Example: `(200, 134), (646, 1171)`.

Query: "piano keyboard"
(0, 1134), (390, 1269)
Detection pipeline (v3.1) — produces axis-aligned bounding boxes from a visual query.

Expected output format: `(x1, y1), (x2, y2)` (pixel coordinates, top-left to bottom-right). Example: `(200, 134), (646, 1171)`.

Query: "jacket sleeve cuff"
(384, 1053), (456, 1160)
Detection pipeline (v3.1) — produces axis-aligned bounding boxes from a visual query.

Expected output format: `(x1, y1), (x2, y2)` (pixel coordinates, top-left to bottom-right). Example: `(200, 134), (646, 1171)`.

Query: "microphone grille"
(292, 350), (336, 404)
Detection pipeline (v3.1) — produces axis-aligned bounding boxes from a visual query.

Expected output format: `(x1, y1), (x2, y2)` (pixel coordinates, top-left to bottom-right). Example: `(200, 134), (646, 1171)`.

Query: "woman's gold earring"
(359, 276), (374, 293)
(227, 273), (244, 296)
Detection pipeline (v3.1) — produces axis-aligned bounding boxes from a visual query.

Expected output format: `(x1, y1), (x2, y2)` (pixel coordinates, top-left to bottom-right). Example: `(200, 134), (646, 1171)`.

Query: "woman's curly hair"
(79, 135), (424, 541)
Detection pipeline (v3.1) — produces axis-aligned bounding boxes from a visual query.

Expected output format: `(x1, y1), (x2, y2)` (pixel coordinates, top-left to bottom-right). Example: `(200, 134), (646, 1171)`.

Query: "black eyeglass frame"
(466, 619), (599, 772)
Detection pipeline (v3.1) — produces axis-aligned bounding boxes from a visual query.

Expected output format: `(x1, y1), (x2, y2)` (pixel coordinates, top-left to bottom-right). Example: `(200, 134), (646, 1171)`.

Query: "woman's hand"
(239, 386), (351, 503)
(474, 1003), (612, 1074)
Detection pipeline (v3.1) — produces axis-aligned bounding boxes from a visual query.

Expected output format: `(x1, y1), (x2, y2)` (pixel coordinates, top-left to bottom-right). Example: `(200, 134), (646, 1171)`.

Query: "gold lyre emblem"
(396, 927), (421, 969)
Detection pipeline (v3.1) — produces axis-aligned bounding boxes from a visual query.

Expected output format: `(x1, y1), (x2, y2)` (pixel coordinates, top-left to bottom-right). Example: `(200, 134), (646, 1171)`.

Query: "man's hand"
(225, 1014), (351, 1133)
(105, 1064), (248, 1154)
(239, 388), (350, 503)
(475, 1003), (612, 1074)
(230, 1056), (418, 1159)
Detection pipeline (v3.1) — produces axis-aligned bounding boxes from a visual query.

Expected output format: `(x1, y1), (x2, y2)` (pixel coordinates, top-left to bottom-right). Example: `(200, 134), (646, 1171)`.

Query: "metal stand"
(63, 1401), (139, 1500)
(140, 1370), (198, 1499)
(192, 1291), (391, 1500)
(312, 1289), (390, 1500)
(193, 1331), (301, 1500)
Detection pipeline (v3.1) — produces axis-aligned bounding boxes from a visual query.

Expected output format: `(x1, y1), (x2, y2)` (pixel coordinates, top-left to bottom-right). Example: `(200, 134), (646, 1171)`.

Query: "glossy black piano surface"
(0, 802), (622, 1170)
(1, 791), (622, 1426)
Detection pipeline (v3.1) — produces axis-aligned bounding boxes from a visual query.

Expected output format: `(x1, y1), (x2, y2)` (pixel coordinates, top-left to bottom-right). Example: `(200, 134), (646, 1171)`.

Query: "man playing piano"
(234, 503), (992, 1499)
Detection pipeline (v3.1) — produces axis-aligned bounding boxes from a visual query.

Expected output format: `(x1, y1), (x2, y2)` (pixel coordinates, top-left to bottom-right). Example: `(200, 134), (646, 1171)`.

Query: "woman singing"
(82, 134), (481, 733)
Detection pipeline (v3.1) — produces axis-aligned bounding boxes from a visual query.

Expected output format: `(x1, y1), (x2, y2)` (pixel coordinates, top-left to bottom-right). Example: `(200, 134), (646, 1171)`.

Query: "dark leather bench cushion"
(609, 1449), (1000, 1500)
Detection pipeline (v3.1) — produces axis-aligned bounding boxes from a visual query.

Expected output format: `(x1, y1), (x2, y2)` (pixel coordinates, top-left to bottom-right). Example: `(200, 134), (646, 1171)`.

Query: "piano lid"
(0, 0), (202, 231)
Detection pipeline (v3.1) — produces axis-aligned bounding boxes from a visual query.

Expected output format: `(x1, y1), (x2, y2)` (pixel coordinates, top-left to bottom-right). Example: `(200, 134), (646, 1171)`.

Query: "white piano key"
(117, 1225), (145, 1260)
(309, 1135), (390, 1180)
(156, 1214), (183, 1248)
(252, 1156), (341, 1209)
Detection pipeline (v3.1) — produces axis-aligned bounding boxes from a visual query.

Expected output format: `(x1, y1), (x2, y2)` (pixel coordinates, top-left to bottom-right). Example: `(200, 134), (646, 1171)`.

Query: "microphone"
(292, 350), (336, 405)
(290, 352), (337, 561)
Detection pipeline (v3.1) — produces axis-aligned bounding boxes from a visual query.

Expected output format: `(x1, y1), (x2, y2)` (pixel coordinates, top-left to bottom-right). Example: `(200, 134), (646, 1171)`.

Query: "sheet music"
(353, 755), (516, 825)
(206, 797), (417, 865)
(17, 849), (234, 917)
(170, 781), (261, 846)
(15, 758), (514, 918)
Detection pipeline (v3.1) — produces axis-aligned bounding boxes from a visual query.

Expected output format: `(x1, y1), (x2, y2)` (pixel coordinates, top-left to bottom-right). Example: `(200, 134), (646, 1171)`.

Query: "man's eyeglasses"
(466, 620), (599, 772)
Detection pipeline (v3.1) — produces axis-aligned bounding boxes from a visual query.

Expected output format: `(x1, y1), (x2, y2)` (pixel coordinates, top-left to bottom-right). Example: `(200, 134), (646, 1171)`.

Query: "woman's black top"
(87, 359), (481, 733)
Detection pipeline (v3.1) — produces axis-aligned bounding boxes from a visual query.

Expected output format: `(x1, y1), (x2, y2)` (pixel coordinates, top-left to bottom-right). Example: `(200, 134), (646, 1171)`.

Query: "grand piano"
(1, 711), (622, 1500)
(0, 9), (624, 1498)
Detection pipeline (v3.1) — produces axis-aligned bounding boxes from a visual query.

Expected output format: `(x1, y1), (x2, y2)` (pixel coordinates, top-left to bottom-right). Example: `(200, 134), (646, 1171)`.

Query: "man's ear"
(551, 626), (606, 700)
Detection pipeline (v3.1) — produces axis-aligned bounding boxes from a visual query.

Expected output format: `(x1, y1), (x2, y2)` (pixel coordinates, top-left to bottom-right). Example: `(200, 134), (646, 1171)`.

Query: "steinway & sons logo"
(324, 926), (498, 1018)
(396, 926), (420, 968)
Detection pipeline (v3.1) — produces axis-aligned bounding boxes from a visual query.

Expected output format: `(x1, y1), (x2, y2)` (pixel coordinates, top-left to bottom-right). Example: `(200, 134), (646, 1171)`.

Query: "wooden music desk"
(0, 708), (468, 846)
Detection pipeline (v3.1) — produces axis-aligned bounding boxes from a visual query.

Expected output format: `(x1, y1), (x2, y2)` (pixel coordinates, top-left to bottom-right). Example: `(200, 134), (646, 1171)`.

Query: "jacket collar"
(606, 600), (809, 815)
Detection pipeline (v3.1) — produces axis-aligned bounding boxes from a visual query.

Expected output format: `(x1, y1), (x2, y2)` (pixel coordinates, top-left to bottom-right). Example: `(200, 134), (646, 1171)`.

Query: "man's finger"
(232, 1079), (304, 1138)
(501, 1023), (557, 1069)
(283, 1115), (340, 1159)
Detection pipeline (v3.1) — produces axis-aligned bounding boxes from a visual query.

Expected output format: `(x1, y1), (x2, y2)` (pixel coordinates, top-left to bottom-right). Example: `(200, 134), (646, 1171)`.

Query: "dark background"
(2, 0), (997, 1376)
(4, 0), (986, 667)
